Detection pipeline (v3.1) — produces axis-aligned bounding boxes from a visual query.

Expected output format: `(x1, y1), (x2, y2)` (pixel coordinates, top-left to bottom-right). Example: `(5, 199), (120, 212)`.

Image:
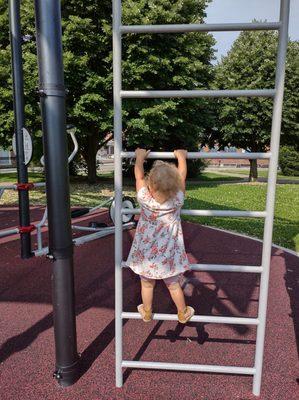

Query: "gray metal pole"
(113, 0), (123, 388)
(121, 22), (281, 34)
(8, 0), (32, 258)
(34, 0), (79, 387)
(253, 0), (290, 396)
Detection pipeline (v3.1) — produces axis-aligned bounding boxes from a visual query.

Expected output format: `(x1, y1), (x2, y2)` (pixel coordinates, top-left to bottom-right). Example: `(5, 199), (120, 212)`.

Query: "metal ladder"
(112, 0), (290, 396)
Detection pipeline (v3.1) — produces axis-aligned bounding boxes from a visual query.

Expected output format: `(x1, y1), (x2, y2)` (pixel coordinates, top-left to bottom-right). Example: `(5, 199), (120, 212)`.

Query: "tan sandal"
(178, 306), (195, 324)
(137, 304), (152, 322)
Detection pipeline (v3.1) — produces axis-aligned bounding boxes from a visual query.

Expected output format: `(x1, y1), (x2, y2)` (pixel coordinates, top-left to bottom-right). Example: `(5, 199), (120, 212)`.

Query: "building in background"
(0, 148), (14, 169)
(200, 145), (269, 168)
(97, 139), (114, 160)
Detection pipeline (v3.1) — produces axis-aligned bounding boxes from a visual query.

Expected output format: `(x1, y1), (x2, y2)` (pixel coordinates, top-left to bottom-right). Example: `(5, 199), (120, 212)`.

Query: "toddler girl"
(126, 148), (194, 323)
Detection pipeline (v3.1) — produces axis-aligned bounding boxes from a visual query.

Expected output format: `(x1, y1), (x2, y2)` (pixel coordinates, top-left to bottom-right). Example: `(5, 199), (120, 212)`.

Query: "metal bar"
(34, 0), (79, 387)
(36, 225), (43, 251)
(36, 208), (48, 251)
(0, 228), (19, 239)
(113, 0), (123, 388)
(122, 360), (256, 375)
(87, 196), (114, 214)
(122, 262), (263, 273)
(253, 0), (290, 396)
(67, 131), (78, 163)
(0, 184), (18, 190)
(73, 223), (134, 246)
(0, 182), (46, 190)
(73, 230), (115, 245)
(191, 264), (263, 273)
(71, 225), (113, 232)
(34, 223), (135, 256)
(121, 89), (275, 99)
(34, 246), (49, 257)
(8, 0), (32, 258)
(122, 312), (259, 325)
(121, 22), (280, 34)
(121, 208), (266, 218)
(33, 182), (46, 188)
(121, 151), (271, 160)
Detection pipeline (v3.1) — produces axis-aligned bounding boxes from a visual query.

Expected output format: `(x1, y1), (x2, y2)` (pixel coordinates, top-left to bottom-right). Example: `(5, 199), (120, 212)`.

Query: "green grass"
(0, 172), (44, 184)
(184, 182), (299, 252)
(190, 172), (242, 182)
(1, 172), (298, 251)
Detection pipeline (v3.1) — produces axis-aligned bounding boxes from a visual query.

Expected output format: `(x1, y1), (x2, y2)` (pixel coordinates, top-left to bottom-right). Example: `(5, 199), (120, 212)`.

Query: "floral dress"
(126, 186), (190, 279)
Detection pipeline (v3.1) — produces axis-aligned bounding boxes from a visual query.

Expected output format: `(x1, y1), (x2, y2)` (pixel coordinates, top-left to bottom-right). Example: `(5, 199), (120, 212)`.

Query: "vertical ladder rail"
(113, 0), (290, 395)
(253, 0), (290, 396)
(113, 0), (123, 388)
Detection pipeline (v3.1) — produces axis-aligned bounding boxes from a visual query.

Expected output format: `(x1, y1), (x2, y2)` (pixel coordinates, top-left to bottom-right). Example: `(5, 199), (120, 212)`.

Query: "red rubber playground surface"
(0, 206), (298, 400)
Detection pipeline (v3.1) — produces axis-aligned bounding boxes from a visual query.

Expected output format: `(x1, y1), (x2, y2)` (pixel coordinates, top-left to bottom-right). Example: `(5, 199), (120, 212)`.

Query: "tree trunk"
(82, 133), (99, 184)
(249, 159), (258, 182)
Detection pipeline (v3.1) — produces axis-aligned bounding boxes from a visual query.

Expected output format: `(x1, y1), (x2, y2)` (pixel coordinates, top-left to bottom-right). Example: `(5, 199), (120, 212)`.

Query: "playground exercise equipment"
(0, 182), (46, 239)
(112, 0), (290, 396)
(0, 125), (77, 241)
(0, 126), (136, 254)
(34, 195), (136, 256)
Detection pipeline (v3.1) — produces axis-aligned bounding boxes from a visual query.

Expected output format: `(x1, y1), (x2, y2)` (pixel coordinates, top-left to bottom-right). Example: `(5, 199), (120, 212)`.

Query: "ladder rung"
(121, 208), (267, 218)
(190, 264), (262, 273)
(122, 262), (262, 273)
(121, 151), (271, 160)
(120, 22), (281, 34)
(122, 360), (256, 375)
(122, 312), (259, 325)
(120, 89), (275, 99)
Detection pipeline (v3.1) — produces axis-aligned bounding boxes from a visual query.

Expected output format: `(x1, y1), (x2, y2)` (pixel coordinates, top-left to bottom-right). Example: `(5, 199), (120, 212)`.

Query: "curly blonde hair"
(146, 161), (183, 200)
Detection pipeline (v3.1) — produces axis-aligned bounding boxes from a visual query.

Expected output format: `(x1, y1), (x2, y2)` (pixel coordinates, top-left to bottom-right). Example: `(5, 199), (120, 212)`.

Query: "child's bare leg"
(167, 282), (186, 313)
(141, 277), (156, 311)
(165, 275), (194, 323)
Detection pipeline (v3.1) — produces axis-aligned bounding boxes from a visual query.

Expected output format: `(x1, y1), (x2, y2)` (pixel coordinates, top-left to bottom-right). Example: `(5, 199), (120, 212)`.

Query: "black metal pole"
(8, 0), (32, 259)
(34, 0), (79, 386)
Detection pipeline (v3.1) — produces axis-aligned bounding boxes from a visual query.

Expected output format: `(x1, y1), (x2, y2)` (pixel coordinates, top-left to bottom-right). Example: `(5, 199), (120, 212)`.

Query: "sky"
(205, 0), (299, 60)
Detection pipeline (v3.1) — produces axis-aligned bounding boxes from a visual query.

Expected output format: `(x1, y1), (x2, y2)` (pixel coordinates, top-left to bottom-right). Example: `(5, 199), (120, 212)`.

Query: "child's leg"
(164, 275), (194, 323)
(165, 276), (186, 313)
(140, 276), (156, 311)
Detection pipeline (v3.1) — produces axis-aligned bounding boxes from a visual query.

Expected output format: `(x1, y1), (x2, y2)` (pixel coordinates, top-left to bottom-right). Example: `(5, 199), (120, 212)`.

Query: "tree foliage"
(279, 145), (299, 176)
(122, 0), (215, 149)
(213, 29), (299, 180)
(0, 0), (215, 182)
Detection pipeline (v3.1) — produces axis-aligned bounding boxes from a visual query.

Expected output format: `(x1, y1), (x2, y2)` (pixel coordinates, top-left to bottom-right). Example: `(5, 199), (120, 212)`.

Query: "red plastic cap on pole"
(18, 224), (36, 234)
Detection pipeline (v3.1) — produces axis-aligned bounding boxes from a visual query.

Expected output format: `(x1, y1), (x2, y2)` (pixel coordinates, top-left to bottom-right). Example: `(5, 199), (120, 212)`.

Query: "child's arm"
(174, 149), (188, 192)
(135, 148), (150, 192)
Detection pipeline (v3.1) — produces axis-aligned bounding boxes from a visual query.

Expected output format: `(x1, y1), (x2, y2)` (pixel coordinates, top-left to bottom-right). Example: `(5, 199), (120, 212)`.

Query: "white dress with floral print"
(126, 186), (190, 279)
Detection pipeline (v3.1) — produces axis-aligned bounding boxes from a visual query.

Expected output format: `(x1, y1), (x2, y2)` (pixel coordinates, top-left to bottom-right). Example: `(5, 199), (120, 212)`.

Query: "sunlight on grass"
(1, 175), (298, 251)
(184, 182), (299, 252)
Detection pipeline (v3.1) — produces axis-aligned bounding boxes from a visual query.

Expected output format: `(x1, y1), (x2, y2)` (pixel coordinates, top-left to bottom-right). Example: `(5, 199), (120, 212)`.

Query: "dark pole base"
(20, 233), (33, 259)
(51, 256), (79, 387)
(53, 357), (80, 387)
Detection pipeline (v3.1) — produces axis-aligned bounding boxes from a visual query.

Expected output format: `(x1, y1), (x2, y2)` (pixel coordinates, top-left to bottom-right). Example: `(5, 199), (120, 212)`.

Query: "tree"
(0, 0), (114, 181)
(213, 29), (299, 181)
(0, 1), (41, 160)
(0, 0), (216, 182)
(122, 0), (215, 169)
